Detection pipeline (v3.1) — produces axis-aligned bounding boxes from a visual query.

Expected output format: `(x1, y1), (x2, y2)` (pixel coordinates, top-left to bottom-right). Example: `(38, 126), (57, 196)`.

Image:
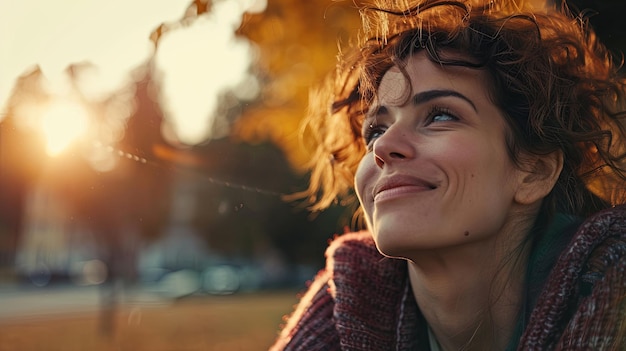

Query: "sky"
(0, 0), (265, 150)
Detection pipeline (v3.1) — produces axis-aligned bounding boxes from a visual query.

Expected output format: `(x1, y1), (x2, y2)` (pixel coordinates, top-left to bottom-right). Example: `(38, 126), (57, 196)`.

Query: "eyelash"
(362, 123), (385, 148)
(427, 106), (458, 124)
(362, 106), (459, 149)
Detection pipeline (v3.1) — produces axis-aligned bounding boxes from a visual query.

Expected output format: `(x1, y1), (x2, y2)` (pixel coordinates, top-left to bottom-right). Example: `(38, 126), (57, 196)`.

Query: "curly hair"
(301, 0), (626, 221)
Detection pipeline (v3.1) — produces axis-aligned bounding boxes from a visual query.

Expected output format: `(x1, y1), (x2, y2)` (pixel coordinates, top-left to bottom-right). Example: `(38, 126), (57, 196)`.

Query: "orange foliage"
(234, 0), (361, 171)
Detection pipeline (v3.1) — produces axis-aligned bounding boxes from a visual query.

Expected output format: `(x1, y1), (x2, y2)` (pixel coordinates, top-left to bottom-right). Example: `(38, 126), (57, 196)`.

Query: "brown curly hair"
(300, 0), (626, 221)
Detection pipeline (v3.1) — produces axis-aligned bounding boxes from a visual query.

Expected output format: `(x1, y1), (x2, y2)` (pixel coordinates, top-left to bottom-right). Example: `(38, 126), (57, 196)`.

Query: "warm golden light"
(40, 100), (89, 156)
(3, 0), (267, 145)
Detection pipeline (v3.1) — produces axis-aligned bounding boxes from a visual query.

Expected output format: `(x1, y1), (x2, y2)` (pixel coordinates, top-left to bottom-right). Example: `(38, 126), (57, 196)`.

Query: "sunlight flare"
(40, 99), (90, 156)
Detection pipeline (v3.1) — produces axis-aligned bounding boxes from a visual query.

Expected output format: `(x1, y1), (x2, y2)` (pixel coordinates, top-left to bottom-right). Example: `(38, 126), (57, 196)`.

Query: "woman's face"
(355, 52), (530, 258)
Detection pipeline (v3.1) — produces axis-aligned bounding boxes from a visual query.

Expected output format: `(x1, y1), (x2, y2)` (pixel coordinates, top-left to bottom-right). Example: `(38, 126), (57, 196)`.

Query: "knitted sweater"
(270, 206), (626, 350)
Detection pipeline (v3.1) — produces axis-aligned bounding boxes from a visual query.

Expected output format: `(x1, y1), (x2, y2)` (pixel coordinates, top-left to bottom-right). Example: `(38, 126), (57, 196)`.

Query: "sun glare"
(3, 0), (268, 147)
(0, 0), (190, 119)
(40, 100), (90, 157)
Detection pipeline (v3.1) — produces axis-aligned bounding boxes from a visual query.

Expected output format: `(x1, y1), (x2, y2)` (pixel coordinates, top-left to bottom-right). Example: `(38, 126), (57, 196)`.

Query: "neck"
(407, 236), (530, 351)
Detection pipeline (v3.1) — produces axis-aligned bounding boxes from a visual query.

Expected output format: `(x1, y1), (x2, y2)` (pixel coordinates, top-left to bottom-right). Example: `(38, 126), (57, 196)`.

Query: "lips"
(373, 175), (437, 201)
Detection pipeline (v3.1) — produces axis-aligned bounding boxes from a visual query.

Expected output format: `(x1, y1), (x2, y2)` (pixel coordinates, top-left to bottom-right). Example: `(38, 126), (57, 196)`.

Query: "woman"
(271, 0), (626, 349)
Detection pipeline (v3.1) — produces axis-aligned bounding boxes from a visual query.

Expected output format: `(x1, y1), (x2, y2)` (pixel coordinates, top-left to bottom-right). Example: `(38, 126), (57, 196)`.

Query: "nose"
(372, 126), (415, 168)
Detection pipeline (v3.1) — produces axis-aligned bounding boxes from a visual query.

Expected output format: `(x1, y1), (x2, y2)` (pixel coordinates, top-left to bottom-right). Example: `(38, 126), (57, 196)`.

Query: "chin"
(372, 230), (418, 259)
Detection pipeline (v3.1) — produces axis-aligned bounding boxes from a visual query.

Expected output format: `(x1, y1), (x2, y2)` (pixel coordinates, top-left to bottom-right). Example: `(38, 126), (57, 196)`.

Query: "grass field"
(0, 291), (299, 351)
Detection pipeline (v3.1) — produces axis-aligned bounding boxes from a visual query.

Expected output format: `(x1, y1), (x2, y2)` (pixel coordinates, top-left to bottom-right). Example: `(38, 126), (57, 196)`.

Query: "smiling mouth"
(373, 184), (435, 202)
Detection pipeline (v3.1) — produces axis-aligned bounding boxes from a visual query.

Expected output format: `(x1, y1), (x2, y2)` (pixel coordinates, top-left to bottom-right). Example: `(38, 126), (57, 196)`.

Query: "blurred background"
(0, 0), (624, 350)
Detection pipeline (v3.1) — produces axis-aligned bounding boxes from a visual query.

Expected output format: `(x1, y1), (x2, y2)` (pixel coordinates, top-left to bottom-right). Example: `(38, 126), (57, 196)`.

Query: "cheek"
(436, 137), (515, 209)
(354, 156), (375, 207)
(432, 139), (484, 184)
(442, 138), (519, 208)
(441, 134), (508, 175)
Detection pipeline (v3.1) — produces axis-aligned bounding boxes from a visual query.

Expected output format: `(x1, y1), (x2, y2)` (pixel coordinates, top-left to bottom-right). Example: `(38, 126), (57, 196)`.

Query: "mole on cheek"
(464, 231), (470, 237)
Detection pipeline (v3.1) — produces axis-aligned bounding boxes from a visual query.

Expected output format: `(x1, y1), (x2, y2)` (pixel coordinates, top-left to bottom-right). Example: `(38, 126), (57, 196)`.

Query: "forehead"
(374, 52), (491, 107)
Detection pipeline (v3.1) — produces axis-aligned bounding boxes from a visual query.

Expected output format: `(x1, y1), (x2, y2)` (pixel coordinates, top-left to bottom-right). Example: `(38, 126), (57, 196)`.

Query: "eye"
(427, 107), (458, 124)
(363, 123), (386, 149)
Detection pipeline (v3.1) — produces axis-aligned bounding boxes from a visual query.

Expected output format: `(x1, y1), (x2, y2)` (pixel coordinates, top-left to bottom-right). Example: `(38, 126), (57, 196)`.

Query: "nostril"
(375, 154), (385, 168)
(374, 151), (406, 168)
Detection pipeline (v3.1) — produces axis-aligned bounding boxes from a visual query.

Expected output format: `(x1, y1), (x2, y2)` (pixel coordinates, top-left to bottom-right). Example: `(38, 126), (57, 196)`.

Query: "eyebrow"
(368, 89), (478, 119)
(412, 89), (477, 112)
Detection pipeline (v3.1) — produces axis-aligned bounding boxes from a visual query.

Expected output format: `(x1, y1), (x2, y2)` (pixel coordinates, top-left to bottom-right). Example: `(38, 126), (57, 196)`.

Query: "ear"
(514, 150), (564, 205)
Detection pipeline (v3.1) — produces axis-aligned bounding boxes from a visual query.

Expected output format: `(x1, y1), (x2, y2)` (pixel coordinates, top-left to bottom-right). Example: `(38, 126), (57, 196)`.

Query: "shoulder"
(324, 231), (403, 279)
(323, 231), (407, 297)
(562, 206), (626, 347)
(325, 231), (378, 263)
(545, 205), (626, 266)
(325, 231), (379, 286)
(554, 205), (626, 290)
(576, 204), (626, 238)
(566, 205), (626, 270)
(521, 205), (626, 348)
(574, 205), (626, 289)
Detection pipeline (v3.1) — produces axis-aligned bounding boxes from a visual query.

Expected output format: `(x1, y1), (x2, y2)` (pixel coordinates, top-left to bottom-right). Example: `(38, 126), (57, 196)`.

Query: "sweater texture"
(270, 206), (626, 350)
